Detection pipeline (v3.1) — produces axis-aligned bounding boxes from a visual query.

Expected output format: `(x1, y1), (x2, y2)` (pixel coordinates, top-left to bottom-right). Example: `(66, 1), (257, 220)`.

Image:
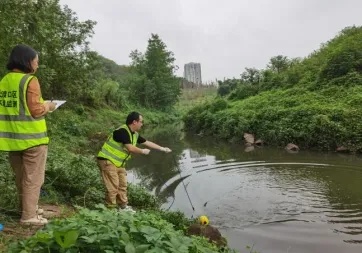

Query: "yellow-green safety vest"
(0, 72), (49, 151)
(97, 124), (138, 167)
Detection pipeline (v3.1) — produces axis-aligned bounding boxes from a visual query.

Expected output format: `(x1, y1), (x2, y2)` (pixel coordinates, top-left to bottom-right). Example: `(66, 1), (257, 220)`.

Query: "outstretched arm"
(124, 144), (150, 155)
(142, 141), (172, 153)
(114, 129), (151, 155)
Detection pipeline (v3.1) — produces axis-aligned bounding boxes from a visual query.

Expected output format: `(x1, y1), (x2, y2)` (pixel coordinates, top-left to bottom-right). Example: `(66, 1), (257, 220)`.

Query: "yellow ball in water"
(199, 215), (209, 225)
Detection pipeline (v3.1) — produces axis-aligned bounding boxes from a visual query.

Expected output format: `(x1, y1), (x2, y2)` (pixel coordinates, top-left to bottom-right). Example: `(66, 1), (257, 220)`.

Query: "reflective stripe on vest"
(97, 125), (139, 167)
(0, 72), (49, 151)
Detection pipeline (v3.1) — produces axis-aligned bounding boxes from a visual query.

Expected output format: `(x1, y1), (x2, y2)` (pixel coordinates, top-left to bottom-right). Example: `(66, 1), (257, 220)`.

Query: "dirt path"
(0, 204), (74, 252)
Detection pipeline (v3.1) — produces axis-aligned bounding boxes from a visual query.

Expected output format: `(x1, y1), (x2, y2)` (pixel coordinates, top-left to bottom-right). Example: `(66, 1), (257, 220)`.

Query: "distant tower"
(184, 62), (202, 85)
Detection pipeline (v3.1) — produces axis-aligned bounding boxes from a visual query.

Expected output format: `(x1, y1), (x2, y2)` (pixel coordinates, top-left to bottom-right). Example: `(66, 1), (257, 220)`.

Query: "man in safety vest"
(0, 44), (57, 225)
(97, 111), (172, 212)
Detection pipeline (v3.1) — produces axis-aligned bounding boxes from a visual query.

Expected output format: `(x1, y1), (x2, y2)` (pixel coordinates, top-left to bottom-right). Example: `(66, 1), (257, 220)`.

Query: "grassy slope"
(1, 92), (238, 252)
(183, 27), (362, 151)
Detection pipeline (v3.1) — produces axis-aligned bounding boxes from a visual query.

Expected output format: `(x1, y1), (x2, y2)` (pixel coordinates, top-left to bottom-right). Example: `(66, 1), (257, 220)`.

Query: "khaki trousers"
(97, 159), (128, 208)
(9, 145), (48, 220)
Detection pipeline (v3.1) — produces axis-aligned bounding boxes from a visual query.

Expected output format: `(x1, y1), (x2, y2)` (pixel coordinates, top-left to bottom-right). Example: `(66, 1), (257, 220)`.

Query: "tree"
(216, 78), (241, 97)
(0, 0), (96, 103)
(267, 55), (290, 73)
(129, 34), (180, 109)
(240, 67), (260, 85)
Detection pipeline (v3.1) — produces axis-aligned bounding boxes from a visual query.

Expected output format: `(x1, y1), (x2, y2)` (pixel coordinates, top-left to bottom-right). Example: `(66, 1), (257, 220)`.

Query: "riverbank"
(0, 96), (241, 252)
(183, 27), (362, 153)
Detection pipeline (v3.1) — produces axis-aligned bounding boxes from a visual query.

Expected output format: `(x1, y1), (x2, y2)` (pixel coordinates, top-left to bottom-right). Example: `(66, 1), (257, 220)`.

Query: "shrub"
(7, 206), (230, 253)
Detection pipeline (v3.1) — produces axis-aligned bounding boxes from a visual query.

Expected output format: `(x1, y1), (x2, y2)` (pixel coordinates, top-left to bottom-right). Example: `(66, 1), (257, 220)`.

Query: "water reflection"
(128, 130), (362, 253)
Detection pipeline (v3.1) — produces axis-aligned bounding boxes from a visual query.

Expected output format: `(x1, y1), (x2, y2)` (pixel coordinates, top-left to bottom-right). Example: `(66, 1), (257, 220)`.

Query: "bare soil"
(0, 204), (74, 252)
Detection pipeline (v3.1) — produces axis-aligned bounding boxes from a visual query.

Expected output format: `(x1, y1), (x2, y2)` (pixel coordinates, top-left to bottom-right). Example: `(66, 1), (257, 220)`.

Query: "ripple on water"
(162, 158), (362, 252)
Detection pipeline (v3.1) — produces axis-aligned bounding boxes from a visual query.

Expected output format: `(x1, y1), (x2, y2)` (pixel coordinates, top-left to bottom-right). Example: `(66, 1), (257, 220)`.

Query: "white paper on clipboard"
(44, 100), (66, 112)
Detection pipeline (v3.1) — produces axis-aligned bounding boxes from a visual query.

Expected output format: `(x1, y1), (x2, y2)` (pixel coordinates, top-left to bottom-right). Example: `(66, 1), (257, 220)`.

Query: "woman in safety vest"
(0, 45), (57, 225)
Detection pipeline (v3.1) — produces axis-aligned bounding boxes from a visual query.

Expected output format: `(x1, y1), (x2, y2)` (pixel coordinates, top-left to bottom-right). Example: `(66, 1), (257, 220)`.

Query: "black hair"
(126, 111), (142, 125)
(6, 44), (38, 73)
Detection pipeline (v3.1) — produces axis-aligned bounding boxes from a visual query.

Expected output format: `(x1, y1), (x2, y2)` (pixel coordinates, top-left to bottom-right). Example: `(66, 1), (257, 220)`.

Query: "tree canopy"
(129, 34), (181, 110)
(0, 1), (180, 111)
(0, 0), (96, 102)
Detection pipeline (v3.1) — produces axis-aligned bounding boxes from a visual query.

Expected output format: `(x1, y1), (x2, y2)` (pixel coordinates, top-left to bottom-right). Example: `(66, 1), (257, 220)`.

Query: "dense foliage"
(0, 0), (181, 111)
(7, 206), (231, 253)
(185, 26), (362, 152)
(0, 0), (96, 103)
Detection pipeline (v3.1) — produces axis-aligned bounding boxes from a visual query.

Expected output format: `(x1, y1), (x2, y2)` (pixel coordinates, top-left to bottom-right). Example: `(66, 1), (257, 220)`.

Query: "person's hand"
(142, 149), (150, 155)
(46, 101), (57, 112)
(160, 147), (172, 153)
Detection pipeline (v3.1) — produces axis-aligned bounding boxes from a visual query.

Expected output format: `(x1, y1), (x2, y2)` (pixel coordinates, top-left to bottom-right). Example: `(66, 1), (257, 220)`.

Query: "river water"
(127, 128), (362, 253)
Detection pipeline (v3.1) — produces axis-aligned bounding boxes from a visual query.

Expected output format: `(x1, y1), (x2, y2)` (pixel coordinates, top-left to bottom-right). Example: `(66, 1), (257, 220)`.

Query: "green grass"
(175, 87), (217, 116)
(184, 86), (362, 151)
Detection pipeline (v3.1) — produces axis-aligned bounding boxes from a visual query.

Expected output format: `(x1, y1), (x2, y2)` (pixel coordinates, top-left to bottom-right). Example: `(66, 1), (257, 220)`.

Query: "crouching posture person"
(97, 111), (172, 212)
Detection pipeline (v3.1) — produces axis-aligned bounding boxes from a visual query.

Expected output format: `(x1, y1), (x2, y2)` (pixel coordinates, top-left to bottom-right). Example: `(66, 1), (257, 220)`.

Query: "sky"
(59, 0), (362, 83)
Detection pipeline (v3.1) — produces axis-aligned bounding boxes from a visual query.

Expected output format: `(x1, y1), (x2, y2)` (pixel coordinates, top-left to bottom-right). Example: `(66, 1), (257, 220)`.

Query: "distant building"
(184, 62), (202, 85)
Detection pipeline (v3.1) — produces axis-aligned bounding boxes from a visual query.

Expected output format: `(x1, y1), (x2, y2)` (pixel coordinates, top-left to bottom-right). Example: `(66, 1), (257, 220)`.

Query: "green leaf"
(34, 232), (53, 243)
(129, 224), (139, 233)
(135, 244), (151, 253)
(140, 226), (163, 242)
(54, 230), (79, 249)
(125, 242), (136, 253)
(80, 235), (96, 243)
(145, 247), (168, 253)
(120, 231), (130, 242)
